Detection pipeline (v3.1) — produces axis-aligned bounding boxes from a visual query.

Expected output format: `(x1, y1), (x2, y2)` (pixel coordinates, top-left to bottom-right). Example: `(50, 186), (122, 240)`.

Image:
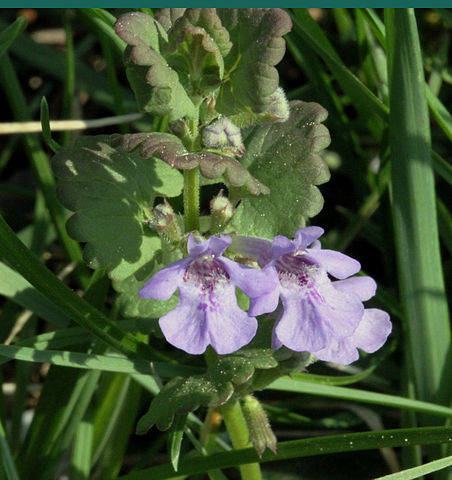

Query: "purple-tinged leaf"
(113, 133), (270, 195)
(216, 8), (292, 115)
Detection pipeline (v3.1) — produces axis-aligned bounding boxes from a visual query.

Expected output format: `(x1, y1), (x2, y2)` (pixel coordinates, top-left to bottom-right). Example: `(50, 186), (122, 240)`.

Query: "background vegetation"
(0, 8), (451, 479)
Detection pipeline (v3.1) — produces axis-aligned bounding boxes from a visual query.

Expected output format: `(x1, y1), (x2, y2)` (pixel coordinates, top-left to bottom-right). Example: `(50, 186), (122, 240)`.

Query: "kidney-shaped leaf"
(52, 136), (183, 282)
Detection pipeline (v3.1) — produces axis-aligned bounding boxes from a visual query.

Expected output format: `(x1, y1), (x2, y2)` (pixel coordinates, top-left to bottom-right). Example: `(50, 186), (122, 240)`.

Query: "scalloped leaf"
(155, 8), (186, 32)
(162, 9), (232, 95)
(113, 242), (182, 321)
(115, 12), (196, 121)
(230, 101), (331, 239)
(52, 136), (183, 282)
(113, 132), (269, 195)
(215, 8), (292, 116)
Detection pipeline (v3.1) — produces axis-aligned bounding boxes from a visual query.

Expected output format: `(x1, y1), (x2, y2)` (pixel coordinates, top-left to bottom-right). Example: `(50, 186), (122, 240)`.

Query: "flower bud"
(147, 199), (181, 245)
(266, 87), (290, 122)
(242, 395), (277, 457)
(210, 190), (234, 234)
(202, 117), (245, 156)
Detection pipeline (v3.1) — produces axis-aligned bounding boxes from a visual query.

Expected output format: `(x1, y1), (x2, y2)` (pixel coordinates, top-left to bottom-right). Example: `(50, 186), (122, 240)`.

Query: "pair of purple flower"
(140, 227), (391, 365)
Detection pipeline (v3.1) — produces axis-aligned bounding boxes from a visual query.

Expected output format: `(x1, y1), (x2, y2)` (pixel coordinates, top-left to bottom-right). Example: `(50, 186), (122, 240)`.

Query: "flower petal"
(352, 308), (392, 353)
(186, 233), (209, 258)
(332, 276), (377, 301)
(273, 288), (328, 352)
(249, 287), (280, 316)
(220, 257), (278, 298)
(294, 226), (324, 250)
(230, 235), (273, 266)
(205, 234), (232, 257)
(206, 285), (258, 354)
(139, 257), (191, 300)
(315, 279), (364, 338)
(312, 336), (360, 365)
(158, 301), (210, 355)
(305, 249), (361, 279)
(271, 235), (296, 259)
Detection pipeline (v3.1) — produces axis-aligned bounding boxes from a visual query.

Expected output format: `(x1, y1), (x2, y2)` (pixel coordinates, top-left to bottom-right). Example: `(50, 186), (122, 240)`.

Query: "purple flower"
(139, 234), (276, 355)
(233, 227), (391, 365)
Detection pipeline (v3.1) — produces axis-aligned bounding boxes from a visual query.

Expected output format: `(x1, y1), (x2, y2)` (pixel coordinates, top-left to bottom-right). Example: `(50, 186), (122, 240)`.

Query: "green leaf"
(52, 135), (183, 281)
(269, 378), (452, 419)
(115, 12), (196, 121)
(0, 261), (70, 328)
(137, 344), (310, 433)
(231, 101), (330, 238)
(115, 132), (269, 195)
(386, 8), (451, 404)
(163, 9), (231, 95)
(374, 455), (452, 480)
(169, 414), (188, 471)
(216, 8), (292, 115)
(0, 16), (28, 60)
(118, 426), (452, 479)
(112, 241), (182, 320)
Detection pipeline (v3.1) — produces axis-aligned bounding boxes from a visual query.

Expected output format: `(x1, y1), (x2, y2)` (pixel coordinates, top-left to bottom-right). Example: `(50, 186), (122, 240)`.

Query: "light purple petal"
(273, 288), (328, 352)
(206, 285), (258, 354)
(249, 286), (280, 316)
(304, 249), (361, 279)
(271, 235), (295, 260)
(352, 309), (392, 353)
(294, 226), (324, 250)
(315, 279), (364, 338)
(205, 234), (232, 257)
(230, 235), (273, 267)
(333, 276), (377, 302)
(186, 233), (209, 258)
(312, 337), (360, 365)
(220, 257), (278, 298)
(312, 308), (391, 365)
(139, 257), (191, 300)
(159, 300), (210, 355)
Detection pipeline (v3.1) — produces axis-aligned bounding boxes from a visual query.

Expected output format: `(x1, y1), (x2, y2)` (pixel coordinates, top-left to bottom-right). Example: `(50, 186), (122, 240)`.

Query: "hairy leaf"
(216, 8), (292, 115)
(231, 101), (331, 238)
(115, 12), (196, 120)
(113, 132), (269, 195)
(137, 341), (310, 432)
(163, 9), (232, 95)
(52, 136), (183, 283)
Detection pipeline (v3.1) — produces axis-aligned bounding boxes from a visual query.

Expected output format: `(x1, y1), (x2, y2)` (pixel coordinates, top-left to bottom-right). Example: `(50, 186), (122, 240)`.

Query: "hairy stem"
(220, 400), (263, 480)
(183, 168), (200, 233)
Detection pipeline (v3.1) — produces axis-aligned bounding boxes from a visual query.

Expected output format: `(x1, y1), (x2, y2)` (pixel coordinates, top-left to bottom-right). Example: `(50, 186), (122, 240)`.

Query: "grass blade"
(0, 16), (27, 59)
(117, 426), (452, 480)
(375, 455), (452, 480)
(385, 8), (451, 404)
(0, 213), (159, 362)
(269, 378), (452, 419)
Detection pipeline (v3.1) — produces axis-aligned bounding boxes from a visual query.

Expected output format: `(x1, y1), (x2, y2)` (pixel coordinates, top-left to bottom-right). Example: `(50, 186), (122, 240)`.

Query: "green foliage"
(231, 101), (331, 238)
(216, 9), (292, 116)
(115, 12), (196, 120)
(52, 135), (183, 280)
(137, 343), (310, 432)
(114, 132), (270, 195)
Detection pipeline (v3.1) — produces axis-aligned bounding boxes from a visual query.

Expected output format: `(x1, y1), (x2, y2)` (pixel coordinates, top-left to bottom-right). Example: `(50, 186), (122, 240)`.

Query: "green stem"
(183, 168), (200, 233)
(220, 401), (263, 480)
